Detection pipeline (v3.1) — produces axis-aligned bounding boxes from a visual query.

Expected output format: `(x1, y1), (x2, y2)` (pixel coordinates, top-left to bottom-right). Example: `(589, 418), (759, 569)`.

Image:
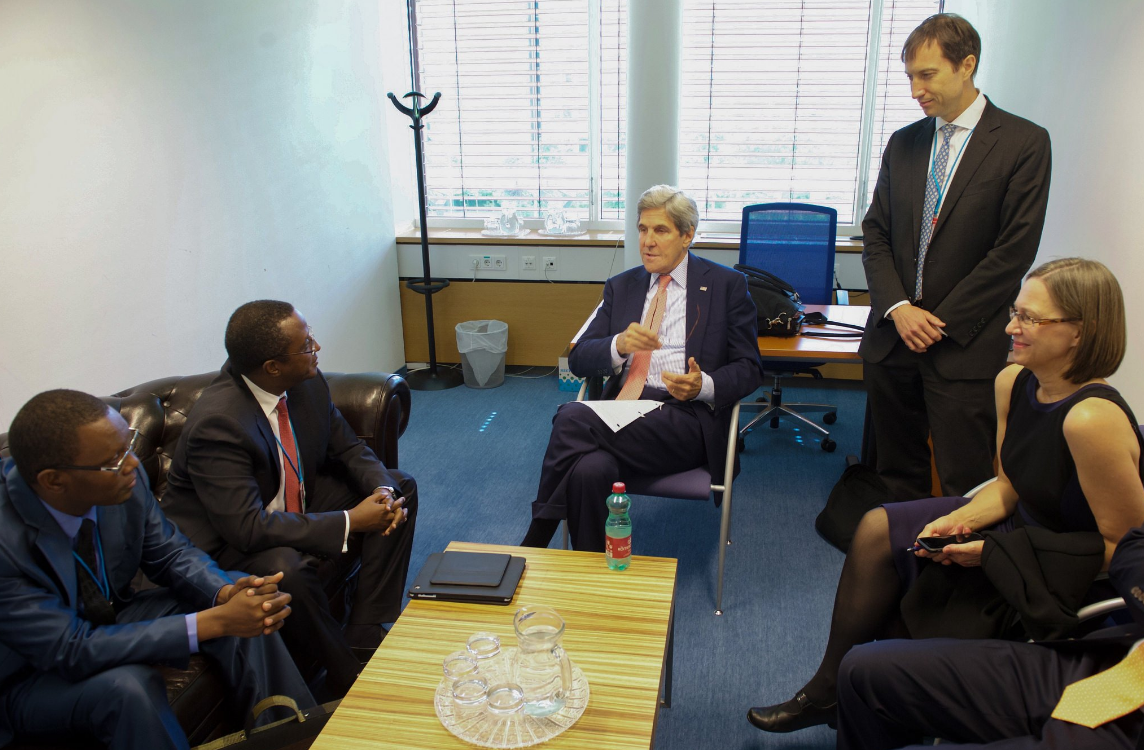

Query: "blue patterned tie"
(915, 123), (958, 302)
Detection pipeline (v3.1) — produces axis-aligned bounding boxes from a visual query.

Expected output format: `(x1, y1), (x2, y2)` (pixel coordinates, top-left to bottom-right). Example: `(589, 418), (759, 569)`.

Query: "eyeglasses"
(52, 429), (140, 473)
(276, 328), (318, 358)
(1008, 306), (1080, 328)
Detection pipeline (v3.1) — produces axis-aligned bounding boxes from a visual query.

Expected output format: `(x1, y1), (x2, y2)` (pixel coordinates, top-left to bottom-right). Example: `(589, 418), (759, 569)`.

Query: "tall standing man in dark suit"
(835, 524), (1144, 749)
(861, 14), (1052, 500)
(0, 390), (310, 750)
(521, 185), (764, 551)
(163, 300), (417, 697)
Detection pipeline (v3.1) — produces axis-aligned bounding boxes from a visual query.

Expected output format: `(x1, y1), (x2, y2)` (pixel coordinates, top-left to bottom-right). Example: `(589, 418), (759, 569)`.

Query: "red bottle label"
(606, 535), (631, 559)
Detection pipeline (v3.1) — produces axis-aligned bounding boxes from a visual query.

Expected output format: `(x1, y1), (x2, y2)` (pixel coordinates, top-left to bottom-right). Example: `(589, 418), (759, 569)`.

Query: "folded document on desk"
(573, 399), (662, 432)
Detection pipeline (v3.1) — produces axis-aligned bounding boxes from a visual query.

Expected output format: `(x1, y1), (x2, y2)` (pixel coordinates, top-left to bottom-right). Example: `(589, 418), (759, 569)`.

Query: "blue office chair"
(738, 202), (839, 452)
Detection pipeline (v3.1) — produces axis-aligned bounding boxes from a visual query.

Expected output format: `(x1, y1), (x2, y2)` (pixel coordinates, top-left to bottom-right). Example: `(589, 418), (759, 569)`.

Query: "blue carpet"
(397, 369), (863, 749)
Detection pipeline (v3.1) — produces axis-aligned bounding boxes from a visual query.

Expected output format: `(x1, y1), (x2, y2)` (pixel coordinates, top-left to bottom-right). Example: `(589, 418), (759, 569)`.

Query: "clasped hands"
(348, 487), (408, 536)
(890, 304), (945, 353)
(616, 322), (702, 401)
(913, 517), (984, 568)
(199, 571), (293, 641)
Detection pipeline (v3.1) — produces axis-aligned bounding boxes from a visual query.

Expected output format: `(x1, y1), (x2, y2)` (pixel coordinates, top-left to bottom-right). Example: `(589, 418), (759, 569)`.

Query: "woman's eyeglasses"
(1008, 306), (1080, 327)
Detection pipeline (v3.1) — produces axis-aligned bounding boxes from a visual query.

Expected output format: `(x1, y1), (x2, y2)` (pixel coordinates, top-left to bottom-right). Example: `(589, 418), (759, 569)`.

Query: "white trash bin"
(455, 320), (508, 389)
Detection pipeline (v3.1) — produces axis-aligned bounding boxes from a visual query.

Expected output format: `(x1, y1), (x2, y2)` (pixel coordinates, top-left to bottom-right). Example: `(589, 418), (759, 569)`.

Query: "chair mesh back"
(738, 203), (837, 305)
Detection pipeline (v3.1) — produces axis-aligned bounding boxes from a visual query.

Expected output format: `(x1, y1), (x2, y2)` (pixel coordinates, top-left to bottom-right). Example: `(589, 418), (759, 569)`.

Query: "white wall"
(0, 0), (405, 429)
(945, 0), (1144, 406)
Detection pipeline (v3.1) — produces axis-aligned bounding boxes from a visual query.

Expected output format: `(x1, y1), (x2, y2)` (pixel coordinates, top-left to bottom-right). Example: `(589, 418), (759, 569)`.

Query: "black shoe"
(747, 692), (837, 733)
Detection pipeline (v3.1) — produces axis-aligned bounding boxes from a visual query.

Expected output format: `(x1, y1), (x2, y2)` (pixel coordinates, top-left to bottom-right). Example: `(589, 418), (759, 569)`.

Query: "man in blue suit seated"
(521, 185), (764, 551)
(836, 524), (1144, 749)
(0, 390), (312, 750)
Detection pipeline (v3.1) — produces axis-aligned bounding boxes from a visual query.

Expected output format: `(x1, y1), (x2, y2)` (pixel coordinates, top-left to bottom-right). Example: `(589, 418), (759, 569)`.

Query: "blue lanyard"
(71, 525), (110, 601)
(273, 415), (306, 509)
(929, 125), (975, 217)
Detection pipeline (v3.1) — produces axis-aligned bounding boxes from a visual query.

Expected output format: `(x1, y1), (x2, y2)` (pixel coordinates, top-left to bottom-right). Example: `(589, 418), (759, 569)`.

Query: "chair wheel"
(770, 417), (780, 429)
(737, 436), (746, 454)
(821, 438), (837, 452)
(824, 412), (837, 425)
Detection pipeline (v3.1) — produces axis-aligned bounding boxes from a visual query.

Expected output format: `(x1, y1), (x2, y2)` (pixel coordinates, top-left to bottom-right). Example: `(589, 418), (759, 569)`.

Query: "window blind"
(679, 0), (938, 225)
(598, 0), (627, 220)
(414, 0), (592, 219)
(865, 0), (942, 210)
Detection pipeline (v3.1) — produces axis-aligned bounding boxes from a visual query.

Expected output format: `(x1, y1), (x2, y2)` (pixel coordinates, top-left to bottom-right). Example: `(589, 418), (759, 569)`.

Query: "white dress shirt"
(591, 254), (715, 403)
(241, 375), (352, 552)
(885, 90), (987, 318)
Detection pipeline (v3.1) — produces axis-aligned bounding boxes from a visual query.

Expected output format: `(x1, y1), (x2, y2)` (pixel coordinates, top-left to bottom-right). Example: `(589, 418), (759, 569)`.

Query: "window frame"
(413, 0), (934, 237)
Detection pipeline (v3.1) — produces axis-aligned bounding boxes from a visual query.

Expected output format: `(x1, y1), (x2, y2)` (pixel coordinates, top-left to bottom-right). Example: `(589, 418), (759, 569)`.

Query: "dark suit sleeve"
(931, 127), (1052, 346)
(1109, 525), (1144, 629)
(862, 130), (910, 322)
(707, 270), (765, 410)
(568, 278), (623, 378)
(183, 412), (346, 557)
(135, 472), (231, 608)
(323, 395), (400, 496)
(0, 489), (225, 682)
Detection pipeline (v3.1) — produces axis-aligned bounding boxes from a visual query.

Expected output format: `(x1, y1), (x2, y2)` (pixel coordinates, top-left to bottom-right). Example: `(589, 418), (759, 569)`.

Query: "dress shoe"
(747, 691), (837, 733)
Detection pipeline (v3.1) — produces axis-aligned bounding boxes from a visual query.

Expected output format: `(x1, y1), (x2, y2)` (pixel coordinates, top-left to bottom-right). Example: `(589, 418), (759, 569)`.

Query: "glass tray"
(434, 649), (589, 749)
(536, 229), (588, 238)
(480, 228), (531, 239)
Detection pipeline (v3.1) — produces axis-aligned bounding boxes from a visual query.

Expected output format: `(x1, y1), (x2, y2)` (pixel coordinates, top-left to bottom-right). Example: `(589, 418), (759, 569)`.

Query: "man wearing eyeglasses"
(861, 14), (1052, 500)
(162, 300), (417, 698)
(0, 389), (311, 750)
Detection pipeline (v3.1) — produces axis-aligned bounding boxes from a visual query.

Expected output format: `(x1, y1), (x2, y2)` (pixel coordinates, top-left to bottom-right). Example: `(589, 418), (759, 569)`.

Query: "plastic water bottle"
(605, 482), (632, 570)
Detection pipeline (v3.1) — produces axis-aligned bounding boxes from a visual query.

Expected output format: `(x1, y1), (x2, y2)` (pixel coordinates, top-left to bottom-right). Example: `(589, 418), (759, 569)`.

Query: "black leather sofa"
(0, 369), (410, 748)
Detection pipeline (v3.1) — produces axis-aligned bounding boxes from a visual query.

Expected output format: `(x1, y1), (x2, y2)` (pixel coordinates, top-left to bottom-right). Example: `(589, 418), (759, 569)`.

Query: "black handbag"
(194, 696), (340, 750)
(734, 264), (804, 337)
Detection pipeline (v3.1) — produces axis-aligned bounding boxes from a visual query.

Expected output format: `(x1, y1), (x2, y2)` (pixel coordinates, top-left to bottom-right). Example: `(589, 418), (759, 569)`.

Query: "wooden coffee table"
(310, 541), (678, 750)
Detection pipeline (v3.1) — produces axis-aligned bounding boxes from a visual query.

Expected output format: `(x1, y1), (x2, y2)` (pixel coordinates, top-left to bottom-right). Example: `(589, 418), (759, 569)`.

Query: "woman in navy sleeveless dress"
(749, 260), (1144, 734)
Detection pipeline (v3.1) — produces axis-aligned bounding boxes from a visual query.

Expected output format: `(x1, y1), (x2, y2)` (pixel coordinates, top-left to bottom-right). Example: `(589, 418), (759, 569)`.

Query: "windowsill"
(395, 225), (864, 252)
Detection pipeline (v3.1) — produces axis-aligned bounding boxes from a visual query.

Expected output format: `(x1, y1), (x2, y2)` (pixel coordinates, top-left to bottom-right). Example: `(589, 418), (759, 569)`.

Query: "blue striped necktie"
(916, 123), (958, 302)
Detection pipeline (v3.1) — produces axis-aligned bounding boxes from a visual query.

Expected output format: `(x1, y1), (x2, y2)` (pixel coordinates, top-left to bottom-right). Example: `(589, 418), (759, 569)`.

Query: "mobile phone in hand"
(916, 532), (984, 553)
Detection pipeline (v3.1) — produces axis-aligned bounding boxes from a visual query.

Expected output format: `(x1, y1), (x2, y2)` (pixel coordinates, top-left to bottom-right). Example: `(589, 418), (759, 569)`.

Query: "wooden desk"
(756, 304), (868, 362)
(311, 542), (678, 750)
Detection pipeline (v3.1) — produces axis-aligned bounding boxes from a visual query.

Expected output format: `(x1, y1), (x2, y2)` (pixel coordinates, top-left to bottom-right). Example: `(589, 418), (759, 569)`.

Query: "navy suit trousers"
(0, 588), (312, 750)
(837, 637), (1143, 750)
(531, 391), (706, 552)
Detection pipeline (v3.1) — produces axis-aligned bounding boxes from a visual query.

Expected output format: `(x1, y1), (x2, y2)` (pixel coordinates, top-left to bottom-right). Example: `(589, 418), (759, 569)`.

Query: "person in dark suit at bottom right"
(836, 523), (1144, 750)
(861, 13), (1052, 501)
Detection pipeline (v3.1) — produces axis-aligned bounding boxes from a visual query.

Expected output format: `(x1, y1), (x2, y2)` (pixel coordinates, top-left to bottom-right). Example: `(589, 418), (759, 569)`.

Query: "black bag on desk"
(734, 264), (804, 337)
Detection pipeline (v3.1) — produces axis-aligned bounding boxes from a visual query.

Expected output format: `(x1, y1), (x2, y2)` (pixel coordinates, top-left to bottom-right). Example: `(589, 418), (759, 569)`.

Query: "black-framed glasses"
(51, 429), (140, 473)
(275, 328), (318, 358)
(1008, 306), (1080, 328)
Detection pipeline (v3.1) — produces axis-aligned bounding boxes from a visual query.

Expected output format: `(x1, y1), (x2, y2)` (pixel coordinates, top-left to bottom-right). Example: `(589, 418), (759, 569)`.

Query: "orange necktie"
(1051, 642), (1144, 728)
(275, 397), (304, 513)
(616, 274), (672, 401)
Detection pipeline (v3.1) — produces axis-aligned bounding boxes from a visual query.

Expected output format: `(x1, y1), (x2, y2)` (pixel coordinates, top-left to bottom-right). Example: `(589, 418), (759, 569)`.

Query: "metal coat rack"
(388, 0), (462, 391)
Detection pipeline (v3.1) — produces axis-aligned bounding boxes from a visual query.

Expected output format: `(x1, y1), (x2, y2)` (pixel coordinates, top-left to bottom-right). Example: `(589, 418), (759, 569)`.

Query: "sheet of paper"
(573, 399), (662, 433)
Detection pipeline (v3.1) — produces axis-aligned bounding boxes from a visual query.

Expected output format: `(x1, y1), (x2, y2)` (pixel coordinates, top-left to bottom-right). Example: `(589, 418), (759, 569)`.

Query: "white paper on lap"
(573, 399), (663, 432)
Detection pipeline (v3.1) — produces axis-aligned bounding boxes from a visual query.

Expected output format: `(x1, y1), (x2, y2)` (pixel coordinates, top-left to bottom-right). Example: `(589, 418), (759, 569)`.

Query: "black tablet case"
(408, 551), (525, 604)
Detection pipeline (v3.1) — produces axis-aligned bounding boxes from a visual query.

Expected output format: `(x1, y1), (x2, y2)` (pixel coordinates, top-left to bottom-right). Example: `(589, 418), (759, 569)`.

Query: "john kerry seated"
(522, 185), (764, 551)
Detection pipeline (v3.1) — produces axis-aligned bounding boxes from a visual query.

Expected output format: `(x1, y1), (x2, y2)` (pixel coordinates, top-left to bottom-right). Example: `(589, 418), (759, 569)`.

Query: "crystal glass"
(544, 210), (565, 234)
(512, 605), (572, 717)
(499, 209), (522, 235)
(485, 682), (526, 714)
(451, 675), (489, 708)
(443, 651), (480, 683)
(563, 215), (581, 234)
(483, 216), (502, 233)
